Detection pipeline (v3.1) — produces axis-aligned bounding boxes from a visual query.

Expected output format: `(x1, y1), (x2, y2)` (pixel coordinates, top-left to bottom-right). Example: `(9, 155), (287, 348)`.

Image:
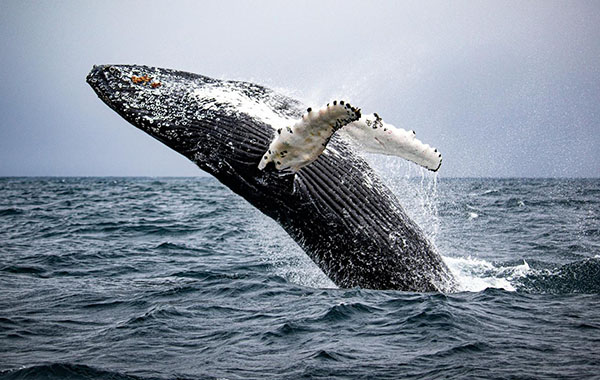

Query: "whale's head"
(86, 64), (297, 196)
(87, 65), (227, 168)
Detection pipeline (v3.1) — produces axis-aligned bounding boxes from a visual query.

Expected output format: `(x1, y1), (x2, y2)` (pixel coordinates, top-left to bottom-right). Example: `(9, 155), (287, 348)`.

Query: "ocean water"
(1, 175), (599, 379)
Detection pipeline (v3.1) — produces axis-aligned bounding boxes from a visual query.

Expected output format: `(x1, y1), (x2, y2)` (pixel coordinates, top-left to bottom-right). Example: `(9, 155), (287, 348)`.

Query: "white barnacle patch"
(192, 84), (294, 130)
(341, 114), (443, 171)
(258, 102), (361, 172)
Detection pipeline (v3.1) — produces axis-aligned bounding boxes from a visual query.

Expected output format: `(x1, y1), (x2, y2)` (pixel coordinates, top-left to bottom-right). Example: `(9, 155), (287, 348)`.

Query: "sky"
(0, 0), (598, 177)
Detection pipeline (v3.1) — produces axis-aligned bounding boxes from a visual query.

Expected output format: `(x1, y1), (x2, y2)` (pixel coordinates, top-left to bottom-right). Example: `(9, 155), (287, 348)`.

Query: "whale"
(86, 64), (456, 292)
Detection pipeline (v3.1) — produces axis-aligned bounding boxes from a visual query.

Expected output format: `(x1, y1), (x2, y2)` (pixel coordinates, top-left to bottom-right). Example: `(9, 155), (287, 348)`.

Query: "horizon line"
(1, 175), (598, 180)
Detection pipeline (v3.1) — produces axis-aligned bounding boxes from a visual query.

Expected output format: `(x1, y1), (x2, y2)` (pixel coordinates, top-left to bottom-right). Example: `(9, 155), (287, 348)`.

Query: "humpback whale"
(86, 64), (456, 292)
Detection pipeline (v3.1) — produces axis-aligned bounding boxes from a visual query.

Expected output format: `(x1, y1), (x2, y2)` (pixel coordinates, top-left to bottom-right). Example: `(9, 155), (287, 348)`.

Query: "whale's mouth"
(86, 64), (159, 138)
(86, 65), (166, 126)
(86, 65), (125, 110)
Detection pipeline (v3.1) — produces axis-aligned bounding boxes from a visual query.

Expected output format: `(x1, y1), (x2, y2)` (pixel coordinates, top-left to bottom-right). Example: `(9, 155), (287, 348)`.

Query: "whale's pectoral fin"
(340, 113), (442, 171)
(260, 103), (442, 173)
(258, 101), (361, 173)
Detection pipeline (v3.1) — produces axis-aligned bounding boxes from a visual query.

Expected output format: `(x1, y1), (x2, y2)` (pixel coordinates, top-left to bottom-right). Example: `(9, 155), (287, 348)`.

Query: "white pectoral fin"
(342, 114), (443, 171)
(258, 100), (361, 172)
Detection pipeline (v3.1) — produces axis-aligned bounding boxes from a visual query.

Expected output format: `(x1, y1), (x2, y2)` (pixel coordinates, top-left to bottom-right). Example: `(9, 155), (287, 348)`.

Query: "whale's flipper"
(342, 114), (443, 171)
(258, 101), (361, 172)
(259, 106), (441, 173)
(86, 64), (457, 292)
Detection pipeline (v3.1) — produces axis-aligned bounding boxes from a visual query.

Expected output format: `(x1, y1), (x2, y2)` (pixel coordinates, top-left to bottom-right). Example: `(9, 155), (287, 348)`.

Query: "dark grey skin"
(87, 64), (456, 292)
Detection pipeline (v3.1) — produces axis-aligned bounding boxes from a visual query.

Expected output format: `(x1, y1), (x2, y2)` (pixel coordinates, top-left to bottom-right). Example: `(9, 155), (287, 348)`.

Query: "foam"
(442, 256), (532, 292)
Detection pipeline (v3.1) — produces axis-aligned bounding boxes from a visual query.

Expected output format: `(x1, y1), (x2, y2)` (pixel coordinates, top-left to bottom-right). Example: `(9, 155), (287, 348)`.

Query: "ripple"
(0, 207), (23, 216)
(0, 265), (47, 277)
(314, 302), (380, 323)
(0, 363), (147, 380)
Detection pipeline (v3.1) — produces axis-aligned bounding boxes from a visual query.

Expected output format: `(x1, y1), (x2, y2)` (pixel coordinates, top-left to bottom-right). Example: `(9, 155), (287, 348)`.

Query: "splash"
(369, 156), (535, 292)
(443, 257), (531, 292)
(367, 156), (441, 241)
(254, 152), (537, 293)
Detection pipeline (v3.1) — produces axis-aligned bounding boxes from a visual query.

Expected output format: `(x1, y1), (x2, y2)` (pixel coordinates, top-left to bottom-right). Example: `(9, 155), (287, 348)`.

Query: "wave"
(444, 255), (600, 294)
(153, 242), (211, 255)
(312, 302), (380, 323)
(0, 207), (23, 216)
(515, 258), (600, 294)
(117, 305), (191, 328)
(0, 363), (217, 380)
(0, 265), (47, 277)
(0, 363), (144, 380)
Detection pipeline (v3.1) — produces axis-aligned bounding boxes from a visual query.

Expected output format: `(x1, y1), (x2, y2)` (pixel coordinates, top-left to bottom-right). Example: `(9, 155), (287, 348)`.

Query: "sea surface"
(1, 174), (599, 379)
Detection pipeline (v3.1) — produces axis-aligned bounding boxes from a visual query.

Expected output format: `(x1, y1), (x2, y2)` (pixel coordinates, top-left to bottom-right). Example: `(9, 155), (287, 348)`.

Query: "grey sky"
(0, 0), (598, 177)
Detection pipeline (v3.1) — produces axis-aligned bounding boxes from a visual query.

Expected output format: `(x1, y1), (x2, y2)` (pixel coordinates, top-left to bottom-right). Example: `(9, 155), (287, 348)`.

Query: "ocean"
(1, 174), (599, 379)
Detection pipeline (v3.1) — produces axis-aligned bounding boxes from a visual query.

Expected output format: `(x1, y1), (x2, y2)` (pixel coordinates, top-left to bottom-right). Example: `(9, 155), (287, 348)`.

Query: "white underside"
(341, 114), (442, 171)
(258, 102), (361, 172)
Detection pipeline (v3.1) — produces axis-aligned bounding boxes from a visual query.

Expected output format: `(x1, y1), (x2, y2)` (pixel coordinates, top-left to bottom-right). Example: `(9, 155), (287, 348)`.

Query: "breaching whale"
(87, 64), (456, 292)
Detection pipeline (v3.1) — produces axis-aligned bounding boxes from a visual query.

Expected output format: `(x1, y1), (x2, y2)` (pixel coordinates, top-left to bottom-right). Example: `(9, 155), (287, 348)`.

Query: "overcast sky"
(0, 0), (598, 177)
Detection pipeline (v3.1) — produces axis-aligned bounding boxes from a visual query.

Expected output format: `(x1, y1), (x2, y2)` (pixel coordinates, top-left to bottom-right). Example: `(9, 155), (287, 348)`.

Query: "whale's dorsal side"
(87, 64), (456, 292)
